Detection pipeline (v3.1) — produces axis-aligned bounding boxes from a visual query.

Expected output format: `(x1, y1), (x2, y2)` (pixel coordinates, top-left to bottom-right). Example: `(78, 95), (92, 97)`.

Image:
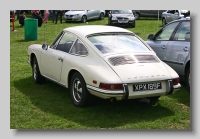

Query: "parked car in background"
(132, 10), (166, 19)
(27, 25), (181, 107)
(64, 10), (105, 23)
(108, 10), (136, 27)
(146, 18), (190, 90)
(162, 10), (190, 27)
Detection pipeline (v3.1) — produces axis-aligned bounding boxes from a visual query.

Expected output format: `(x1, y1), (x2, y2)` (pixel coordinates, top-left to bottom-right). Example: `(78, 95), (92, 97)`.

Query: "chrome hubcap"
(73, 79), (82, 102)
(33, 63), (37, 80)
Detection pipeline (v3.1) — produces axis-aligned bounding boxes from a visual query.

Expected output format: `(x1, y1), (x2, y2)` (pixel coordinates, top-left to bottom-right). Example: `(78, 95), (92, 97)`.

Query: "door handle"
(161, 45), (166, 49)
(58, 57), (63, 62)
(183, 47), (188, 52)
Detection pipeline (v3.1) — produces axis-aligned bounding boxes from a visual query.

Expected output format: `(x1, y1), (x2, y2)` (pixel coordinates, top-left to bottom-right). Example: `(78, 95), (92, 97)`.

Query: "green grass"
(10, 14), (190, 129)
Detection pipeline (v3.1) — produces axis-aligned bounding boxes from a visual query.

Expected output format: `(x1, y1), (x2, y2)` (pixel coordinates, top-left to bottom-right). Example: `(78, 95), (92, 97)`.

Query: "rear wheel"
(70, 72), (90, 107)
(99, 12), (104, 20)
(186, 68), (190, 91)
(134, 13), (140, 19)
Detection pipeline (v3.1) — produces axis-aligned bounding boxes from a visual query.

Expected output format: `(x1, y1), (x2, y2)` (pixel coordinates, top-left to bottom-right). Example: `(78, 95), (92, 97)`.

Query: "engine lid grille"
(108, 55), (135, 66)
(108, 55), (159, 66)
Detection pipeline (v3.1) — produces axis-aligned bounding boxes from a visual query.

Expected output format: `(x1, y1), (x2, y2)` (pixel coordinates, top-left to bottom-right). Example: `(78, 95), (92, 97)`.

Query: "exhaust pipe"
(110, 97), (117, 103)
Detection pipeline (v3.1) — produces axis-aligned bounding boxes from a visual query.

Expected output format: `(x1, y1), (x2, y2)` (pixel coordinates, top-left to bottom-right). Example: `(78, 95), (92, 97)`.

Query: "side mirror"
(42, 44), (48, 50)
(147, 34), (154, 40)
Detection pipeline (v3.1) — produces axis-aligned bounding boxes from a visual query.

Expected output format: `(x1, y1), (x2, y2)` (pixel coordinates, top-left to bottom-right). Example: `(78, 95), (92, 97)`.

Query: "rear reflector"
(172, 78), (179, 85)
(99, 83), (123, 90)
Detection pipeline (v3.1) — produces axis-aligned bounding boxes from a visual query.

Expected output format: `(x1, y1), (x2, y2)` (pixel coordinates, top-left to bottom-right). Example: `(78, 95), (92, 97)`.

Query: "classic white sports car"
(27, 25), (181, 107)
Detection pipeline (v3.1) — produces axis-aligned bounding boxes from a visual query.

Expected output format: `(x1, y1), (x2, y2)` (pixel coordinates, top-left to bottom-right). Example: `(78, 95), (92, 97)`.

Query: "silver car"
(64, 10), (105, 23)
(146, 18), (190, 91)
(162, 10), (190, 27)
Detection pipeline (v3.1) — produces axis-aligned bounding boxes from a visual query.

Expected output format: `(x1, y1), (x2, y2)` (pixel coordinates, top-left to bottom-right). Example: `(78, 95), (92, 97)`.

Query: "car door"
(171, 10), (180, 21)
(164, 21), (190, 75)
(166, 10), (175, 23)
(86, 10), (98, 20)
(40, 32), (76, 82)
(146, 21), (180, 61)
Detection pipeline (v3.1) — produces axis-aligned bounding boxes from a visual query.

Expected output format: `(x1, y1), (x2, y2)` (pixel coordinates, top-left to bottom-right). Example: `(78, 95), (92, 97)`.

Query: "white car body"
(27, 25), (181, 107)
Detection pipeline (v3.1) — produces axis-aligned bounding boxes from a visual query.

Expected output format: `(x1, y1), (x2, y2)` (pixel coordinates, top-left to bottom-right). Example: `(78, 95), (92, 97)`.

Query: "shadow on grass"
(13, 77), (175, 129)
(168, 82), (190, 107)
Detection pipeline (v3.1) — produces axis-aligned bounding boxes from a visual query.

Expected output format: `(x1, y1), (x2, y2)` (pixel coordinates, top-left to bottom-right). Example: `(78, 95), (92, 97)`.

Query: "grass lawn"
(10, 14), (190, 129)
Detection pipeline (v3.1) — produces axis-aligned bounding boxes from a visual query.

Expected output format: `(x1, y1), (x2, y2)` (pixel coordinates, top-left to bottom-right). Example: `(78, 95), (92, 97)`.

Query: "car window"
(154, 22), (179, 41)
(173, 21), (190, 41)
(70, 39), (88, 56)
(87, 34), (150, 54)
(112, 10), (132, 14)
(168, 10), (175, 14)
(56, 33), (76, 53)
(50, 31), (64, 49)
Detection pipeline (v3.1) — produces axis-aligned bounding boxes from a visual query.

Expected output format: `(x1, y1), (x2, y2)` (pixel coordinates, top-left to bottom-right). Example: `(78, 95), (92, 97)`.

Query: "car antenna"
(44, 20), (46, 44)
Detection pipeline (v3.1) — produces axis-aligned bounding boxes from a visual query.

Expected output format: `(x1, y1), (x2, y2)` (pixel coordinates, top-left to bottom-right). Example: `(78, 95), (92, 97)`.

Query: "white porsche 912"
(27, 25), (181, 107)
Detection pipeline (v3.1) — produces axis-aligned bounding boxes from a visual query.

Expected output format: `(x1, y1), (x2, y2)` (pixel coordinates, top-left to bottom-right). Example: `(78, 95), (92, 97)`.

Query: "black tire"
(81, 15), (87, 23)
(70, 72), (90, 107)
(32, 56), (45, 84)
(130, 21), (135, 28)
(149, 96), (160, 105)
(162, 18), (166, 27)
(186, 68), (190, 91)
(135, 13), (140, 19)
(99, 12), (104, 20)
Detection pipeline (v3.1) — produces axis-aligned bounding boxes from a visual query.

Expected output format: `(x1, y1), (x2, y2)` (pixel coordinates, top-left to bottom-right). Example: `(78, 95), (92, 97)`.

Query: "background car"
(146, 18), (190, 90)
(108, 10), (136, 27)
(27, 25), (181, 107)
(64, 10), (105, 23)
(162, 10), (190, 27)
(132, 10), (166, 19)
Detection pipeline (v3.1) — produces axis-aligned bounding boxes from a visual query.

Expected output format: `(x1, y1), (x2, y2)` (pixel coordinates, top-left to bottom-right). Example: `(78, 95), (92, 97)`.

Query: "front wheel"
(99, 12), (104, 20)
(70, 72), (90, 107)
(81, 15), (87, 23)
(162, 18), (166, 27)
(32, 56), (45, 84)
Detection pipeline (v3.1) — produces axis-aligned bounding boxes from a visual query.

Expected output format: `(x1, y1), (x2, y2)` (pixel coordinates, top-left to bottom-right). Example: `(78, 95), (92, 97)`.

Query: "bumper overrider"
(87, 80), (181, 101)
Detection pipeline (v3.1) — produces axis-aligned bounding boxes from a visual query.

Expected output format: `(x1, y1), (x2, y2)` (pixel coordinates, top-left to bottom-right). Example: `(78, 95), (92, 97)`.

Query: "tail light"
(99, 83), (123, 90)
(172, 78), (179, 85)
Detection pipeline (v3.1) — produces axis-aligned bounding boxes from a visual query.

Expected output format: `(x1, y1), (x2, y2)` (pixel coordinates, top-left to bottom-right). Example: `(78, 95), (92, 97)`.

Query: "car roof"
(169, 17), (190, 24)
(63, 25), (133, 37)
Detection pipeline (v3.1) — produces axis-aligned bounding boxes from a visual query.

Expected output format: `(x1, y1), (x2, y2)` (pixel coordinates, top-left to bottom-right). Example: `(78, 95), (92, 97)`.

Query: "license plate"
(118, 20), (128, 23)
(133, 82), (162, 91)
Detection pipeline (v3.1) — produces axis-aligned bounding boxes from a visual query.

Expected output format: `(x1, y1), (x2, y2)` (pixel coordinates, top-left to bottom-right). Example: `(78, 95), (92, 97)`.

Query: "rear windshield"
(87, 34), (150, 54)
(111, 10), (132, 14)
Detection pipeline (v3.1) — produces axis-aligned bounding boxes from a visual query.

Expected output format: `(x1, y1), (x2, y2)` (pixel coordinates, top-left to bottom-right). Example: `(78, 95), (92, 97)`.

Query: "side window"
(70, 39), (88, 56)
(168, 10), (175, 14)
(50, 31), (64, 49)
(154, 22), (179, 40)
(56, 33), (76, 53)
(173, 21), (190, 41)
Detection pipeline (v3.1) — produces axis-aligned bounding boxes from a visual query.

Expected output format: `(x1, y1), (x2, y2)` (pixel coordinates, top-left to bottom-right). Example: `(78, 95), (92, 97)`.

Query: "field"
(10, 14), (190, 129)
